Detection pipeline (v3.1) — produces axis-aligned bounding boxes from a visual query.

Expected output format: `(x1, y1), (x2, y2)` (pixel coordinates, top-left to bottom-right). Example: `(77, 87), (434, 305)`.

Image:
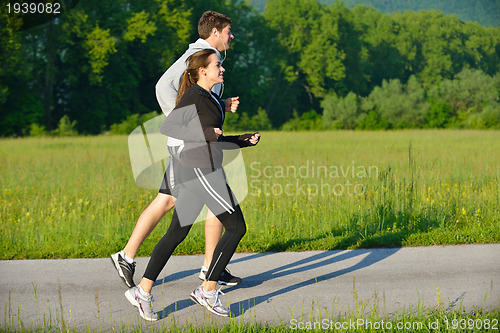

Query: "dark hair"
(176, 49), (217, 105)
(198, 11), (232, 39)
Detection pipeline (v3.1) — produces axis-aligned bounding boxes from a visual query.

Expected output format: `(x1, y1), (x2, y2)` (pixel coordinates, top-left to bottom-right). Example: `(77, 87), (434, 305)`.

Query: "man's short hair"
(198, 11), (232, 39)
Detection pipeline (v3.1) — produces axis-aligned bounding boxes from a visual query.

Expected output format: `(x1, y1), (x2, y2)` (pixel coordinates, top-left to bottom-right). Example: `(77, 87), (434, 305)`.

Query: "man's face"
(216, 25), (234, 51)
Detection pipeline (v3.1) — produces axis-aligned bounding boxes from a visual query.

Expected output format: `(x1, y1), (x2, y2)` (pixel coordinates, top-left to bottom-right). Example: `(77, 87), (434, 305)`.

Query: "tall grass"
(2, 279), (499, 332)
(0, 130), (498, 259)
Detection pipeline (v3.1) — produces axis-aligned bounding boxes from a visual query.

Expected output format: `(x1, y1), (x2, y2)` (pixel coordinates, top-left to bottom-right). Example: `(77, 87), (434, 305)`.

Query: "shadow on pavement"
(153, 252), (275, 287)
(228, 248), (399, 317)
(154, 248), (399, 319)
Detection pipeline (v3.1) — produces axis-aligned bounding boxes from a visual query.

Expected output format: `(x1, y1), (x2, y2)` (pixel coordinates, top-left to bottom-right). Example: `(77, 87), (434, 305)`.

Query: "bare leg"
(123, 193), (176, 259)
(203, 209), (223, 268)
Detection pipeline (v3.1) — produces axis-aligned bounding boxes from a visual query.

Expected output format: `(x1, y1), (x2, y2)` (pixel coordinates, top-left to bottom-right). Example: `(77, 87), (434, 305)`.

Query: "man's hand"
(224, 96), (239, 113)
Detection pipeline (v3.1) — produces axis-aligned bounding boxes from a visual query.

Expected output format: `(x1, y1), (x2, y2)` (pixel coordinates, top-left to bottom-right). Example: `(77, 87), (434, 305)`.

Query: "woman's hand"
(249, 133), (260, 145)
(214, 128), (223, 139)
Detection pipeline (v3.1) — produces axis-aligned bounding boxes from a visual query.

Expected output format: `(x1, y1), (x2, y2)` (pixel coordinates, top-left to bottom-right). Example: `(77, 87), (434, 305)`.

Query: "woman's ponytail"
(175, 49), (217, 106)
(176, 70), (192, 105)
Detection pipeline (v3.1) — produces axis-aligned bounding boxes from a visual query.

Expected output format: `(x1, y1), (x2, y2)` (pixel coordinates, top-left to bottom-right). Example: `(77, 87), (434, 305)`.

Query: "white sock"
(202, 286), (215, 296)
(137, 285), (150, 297)
(120, 250), (134, 264)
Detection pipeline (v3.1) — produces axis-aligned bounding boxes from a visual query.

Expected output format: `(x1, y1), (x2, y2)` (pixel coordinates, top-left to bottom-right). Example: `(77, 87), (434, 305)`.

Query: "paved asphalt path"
(1, 244), (499, 331)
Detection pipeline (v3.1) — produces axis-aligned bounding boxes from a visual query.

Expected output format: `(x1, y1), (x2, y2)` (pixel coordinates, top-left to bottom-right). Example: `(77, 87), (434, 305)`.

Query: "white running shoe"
(190, 285), (229, 317)
(125, 286), (158, 321)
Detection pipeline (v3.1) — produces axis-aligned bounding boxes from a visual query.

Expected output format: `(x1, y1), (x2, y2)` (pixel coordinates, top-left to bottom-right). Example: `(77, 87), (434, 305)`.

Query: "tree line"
(1, 0), (499, 136)
(248, 0), (500, 28)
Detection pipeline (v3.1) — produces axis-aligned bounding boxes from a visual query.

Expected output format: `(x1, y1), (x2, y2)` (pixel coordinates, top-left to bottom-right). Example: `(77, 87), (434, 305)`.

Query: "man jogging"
(111, 10), (241, 289)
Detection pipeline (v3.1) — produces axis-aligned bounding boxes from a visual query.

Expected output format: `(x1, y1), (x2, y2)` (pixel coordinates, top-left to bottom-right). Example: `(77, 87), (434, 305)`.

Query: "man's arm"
(156, 75), (179, 116)
(155, 50), (191, 116)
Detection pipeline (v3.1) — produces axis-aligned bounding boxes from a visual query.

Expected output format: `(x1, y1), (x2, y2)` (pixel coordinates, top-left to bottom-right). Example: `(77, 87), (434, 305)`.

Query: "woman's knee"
(236, 220), (247, 238)
(224, 210), (246, 238)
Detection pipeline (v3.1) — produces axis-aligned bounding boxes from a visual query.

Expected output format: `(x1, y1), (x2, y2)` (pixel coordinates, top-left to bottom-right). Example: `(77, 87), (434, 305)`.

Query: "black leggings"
(143, 166), (246, 283)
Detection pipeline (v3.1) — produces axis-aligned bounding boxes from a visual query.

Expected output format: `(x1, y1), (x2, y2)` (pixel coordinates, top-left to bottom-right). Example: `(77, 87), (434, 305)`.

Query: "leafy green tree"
(463, 22), (500, 76)
(322, 92), (359, 129)
(0, 6), (45, 136)
(337, 0), (499, 27)
(214, 1), (288, 125)
(55, 0), (192, 134)
(427, 68), (500, 127)
(361, 76), (428, 129)
(298, 4), (346, 98)
(85, 25), (117, 84)
(351, 6), (409, 92)
(263, 0), (327, 119)
(424, 102), (453, 128)
(2, 0), (499, 134)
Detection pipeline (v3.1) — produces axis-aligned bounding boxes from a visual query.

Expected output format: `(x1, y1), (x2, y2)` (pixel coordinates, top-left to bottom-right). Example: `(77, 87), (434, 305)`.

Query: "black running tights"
(143, 167), (246, 283)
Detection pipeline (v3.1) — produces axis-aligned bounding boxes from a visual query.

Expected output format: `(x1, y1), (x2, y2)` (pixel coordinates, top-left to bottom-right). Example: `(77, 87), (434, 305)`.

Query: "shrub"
(465, 103), (500, 129)
(322, 92), (359, 129)
(425, 102), (453, 128)
(356, 110), (389, 130)
(251, 107), (273, 131)
(361, 76), (428, 129)
(224, 108), (273, 132)
(109, 111), (159, 135)
(51, 115), (78, 136)
(281, 110), (322, 131)
(28, 123), (48, 137)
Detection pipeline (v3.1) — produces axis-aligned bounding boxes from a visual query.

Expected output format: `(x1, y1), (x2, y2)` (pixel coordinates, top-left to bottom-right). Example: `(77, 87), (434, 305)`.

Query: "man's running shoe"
(198, 266), (242, 286)
(190, 285), (229, 317)
(125, 286), (158, 321)
(110, 252), (136, 288)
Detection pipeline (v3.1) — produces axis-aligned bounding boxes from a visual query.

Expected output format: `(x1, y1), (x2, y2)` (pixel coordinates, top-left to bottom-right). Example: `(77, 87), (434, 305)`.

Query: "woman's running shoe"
(125, 286), (158, 321)
(190, 285), (229, 317)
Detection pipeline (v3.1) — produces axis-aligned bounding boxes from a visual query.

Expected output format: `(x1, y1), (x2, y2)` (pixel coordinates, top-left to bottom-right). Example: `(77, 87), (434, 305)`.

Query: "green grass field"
(0, 130), (498, 260)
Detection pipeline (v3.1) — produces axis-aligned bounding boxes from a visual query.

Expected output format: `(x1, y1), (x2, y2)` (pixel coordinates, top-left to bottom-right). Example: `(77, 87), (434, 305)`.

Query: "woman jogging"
(125, 49), (260, 321)
(111, 10), (242, 289)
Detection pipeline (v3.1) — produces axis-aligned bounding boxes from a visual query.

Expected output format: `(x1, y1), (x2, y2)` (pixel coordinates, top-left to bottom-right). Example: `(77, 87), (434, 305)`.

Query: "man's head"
(198, 11), (234, 52)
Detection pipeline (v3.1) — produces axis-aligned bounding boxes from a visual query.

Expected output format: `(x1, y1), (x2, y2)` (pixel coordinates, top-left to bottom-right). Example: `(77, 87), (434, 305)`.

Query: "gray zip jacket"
(156, 39), (222, 147)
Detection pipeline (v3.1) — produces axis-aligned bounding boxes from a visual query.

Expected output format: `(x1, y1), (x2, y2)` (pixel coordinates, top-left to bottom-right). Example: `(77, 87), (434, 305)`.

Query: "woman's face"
(201, 53), (225, 85)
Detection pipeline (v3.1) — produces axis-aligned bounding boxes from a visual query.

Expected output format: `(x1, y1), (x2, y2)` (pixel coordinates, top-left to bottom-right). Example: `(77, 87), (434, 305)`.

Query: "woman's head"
(177, 49), (224, 104)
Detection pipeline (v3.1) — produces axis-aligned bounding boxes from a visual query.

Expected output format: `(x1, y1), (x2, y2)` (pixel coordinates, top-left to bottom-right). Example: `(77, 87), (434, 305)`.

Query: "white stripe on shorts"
(194, 168), (235, 214)
(168, 161), (175, 190)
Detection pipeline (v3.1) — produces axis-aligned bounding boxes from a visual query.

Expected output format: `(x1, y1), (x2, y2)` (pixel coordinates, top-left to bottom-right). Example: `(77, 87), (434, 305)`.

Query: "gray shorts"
(158, 146), (183, 198)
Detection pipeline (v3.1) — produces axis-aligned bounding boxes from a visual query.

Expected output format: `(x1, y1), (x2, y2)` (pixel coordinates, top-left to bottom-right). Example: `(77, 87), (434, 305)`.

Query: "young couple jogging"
(110, 11), (261, 321)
